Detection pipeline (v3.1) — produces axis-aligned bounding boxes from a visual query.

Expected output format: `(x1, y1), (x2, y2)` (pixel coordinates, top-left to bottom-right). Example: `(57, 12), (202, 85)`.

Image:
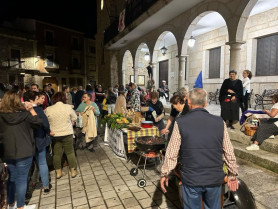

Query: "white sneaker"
(7, 202), (16, 209)
(24, 204), (37, 209)
(246, 144), (260, 151)
(268, 135), (275, 139)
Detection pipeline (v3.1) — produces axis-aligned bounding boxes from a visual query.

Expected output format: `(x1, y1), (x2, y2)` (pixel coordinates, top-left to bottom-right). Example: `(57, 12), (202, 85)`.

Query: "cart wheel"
(137, 179), (146, 188)
(130, 168), (138, 176)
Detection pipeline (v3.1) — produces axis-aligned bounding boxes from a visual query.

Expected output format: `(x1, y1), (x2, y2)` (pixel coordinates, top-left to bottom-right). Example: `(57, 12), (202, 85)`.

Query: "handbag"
(0, 163), (8, 181)
(76, 114), (83, 128)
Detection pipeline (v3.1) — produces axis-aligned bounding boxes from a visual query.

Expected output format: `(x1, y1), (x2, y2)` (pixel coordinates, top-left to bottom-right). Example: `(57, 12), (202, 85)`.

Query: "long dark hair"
(0, 91), (25, 113)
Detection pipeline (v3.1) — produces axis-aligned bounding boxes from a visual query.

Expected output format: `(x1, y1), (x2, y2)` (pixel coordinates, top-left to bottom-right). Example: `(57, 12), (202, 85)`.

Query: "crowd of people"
(0, 71), (276, 208)
(0, 79), (170, 208)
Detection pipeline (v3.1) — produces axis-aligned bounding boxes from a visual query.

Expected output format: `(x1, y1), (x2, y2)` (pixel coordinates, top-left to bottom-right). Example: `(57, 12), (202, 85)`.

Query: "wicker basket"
(241, 116), (260, 136)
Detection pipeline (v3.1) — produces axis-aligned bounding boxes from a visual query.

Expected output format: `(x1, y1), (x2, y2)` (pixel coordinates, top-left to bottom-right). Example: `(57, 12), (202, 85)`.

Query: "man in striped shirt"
(160, 88), (238, 209)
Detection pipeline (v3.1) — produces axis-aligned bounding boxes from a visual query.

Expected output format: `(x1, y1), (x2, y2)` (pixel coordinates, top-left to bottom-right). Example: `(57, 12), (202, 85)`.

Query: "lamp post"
(144, 52), (150, 61)
(188, 36), (196, 48)
(160, 40), (168, 56)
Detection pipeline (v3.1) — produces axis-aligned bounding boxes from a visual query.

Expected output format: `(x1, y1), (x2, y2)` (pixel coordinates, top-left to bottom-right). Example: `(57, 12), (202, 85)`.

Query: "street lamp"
(188, 36), (196, 48)
(144, 52), (150, 61)
(160, 40), (168, 56)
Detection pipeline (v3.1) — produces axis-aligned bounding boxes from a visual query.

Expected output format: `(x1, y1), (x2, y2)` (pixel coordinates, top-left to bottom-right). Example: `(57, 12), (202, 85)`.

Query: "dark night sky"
(0, 0), (97, 38)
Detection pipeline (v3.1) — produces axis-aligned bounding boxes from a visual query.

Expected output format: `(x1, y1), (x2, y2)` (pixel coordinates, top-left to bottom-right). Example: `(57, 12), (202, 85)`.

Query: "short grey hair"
(188, 88), (207, 106)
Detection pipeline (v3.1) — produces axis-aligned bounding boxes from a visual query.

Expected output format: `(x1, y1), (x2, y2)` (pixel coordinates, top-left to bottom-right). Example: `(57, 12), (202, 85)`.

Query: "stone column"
(151, 62), (157, 87)
(178, 56), (186, 89)
(226, 41), (245, 72)
(134, 67), (138, 84)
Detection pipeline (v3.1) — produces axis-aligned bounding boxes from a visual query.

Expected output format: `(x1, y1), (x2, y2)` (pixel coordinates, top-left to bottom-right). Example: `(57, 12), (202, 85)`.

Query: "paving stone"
(72, 196), (88, 207)
(138, 198), (158, 207)
(105, 197), (122, 207)
(57, 178), (69, 185)
(56, 196), (72, 206)
(98, 179), (111, 186)
(71, 184), (86, 192)
(87, 190), (102, 199)
(102, 190), (118, 200)
(129, 185), (144, 193)
(111, 179), (125, 186)
(94, 170), (106, 176)
(56, 189), (71, 199)
(122, 197), (140, 208)
(89, 197), (105, 207)
(109, 205), (125, 209)
(56, 183), (70, 191)
(133, 190), (150, 200)
(39, 204), (55, 209)
(73, 204), (90, 209)
(114, 184), (129, 193)
(85, 184), (100, 192)
(99, 184), (114, 192)
(55, 204), (73, 209)
(117, 191), (134, 200)
(72, 190), (86, 199)
(108, 174), (122, 181)
(40, 195), (55, 206)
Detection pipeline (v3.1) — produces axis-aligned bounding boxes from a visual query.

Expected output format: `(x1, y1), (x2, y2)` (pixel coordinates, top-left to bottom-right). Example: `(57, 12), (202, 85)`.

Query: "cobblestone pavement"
(27, 141), (182, 209)
(25, 136), (278, 209)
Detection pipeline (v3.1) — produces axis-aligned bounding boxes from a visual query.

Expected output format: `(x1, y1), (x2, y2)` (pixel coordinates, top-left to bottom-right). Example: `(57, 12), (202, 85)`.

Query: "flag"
(194, 71), (203, 88)
(118, 9), (126, 32)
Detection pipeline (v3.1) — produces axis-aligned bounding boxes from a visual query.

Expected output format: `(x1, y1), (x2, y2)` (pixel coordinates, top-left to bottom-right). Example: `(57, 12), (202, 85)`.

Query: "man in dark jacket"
(160, 88), (239, 209)
(75, 86), (84, 109)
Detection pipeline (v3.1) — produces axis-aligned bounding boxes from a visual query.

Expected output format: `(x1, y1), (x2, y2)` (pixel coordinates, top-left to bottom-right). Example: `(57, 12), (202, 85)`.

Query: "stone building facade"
(97, 0), (278, 106)
(0, 18), (96, 92)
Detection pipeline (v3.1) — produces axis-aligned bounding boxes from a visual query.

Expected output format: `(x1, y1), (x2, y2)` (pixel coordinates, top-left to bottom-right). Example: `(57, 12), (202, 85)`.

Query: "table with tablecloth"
(104, 124), (160, 159)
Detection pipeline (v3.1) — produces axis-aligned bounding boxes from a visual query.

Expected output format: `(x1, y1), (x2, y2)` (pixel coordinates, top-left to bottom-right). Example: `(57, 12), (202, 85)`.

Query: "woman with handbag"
(219, 70), (243, 129)
(23, 91), (52, 194)
(0, 91), (42, 209)
(246, 95), (278, 150)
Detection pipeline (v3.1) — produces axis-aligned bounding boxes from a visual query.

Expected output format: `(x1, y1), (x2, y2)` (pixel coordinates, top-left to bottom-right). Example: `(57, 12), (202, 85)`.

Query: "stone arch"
(152, 31), (178, 91)
(122, 50), (133, 86)
(134, 43), (151, 85)
(177, 2), (233, 56)
(110, 54), (118, 86)
(181, 11), (228, 56)
(236, 0), (258, 41)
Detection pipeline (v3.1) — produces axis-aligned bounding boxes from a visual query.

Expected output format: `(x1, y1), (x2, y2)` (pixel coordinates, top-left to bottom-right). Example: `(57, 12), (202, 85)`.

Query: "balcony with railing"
(104, 0), (158, 44)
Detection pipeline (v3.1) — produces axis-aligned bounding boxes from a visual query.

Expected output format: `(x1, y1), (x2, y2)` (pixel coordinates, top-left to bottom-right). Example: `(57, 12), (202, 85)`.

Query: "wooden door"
(159, 60), (168, 87)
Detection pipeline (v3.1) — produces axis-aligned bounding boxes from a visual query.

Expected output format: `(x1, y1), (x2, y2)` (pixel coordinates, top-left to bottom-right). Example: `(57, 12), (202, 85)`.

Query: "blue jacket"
(33, 106), (51, 151)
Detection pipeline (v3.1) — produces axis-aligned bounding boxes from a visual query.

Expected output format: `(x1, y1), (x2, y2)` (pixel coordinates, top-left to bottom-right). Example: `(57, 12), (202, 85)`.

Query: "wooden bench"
(254, 89), (278, 110)
(208, 89), (219, 104)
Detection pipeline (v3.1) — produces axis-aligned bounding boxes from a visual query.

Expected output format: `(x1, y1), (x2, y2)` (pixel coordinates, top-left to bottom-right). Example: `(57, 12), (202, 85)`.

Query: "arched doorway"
(153, 32), (178, 92)
(122, 50), (133, 86)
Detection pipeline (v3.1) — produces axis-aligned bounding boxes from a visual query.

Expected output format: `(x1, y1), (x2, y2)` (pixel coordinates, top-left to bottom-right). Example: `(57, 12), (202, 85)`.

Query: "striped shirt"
(161, 121), (238, 177)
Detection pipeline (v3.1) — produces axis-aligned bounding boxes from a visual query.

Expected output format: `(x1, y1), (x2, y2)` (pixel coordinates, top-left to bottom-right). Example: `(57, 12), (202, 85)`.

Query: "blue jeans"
(35, 148), (49, 187)
(181, 184), (221, 209)
(5, 156), (33, 208)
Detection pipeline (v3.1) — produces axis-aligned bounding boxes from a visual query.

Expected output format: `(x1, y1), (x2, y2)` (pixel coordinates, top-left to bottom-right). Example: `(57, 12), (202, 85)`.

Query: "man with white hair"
(160, 88), (239, 209)
(159, 80), (169, 101)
